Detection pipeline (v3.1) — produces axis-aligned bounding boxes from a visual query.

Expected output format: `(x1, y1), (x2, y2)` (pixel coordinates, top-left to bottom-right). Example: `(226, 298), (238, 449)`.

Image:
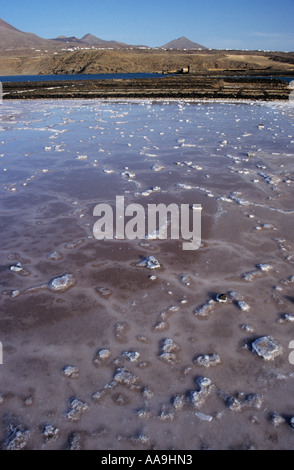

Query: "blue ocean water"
(0, 73), (293, 83)
(0, 73), (164, 83)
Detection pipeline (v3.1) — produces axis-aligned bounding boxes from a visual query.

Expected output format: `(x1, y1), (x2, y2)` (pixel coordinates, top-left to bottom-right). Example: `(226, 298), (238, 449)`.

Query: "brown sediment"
(2, 75), (292, 100)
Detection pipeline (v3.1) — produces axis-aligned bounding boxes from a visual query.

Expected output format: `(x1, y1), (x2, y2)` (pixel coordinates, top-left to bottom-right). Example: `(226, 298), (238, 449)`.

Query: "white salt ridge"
(255, 223), (276, 231)
(230, 192), (250, 206)
(121, 170), (136, 179)
(243, 270), (262, 282)
(258, 172), (282, 186)
(194, 300), (216, 317)
(237, 301), (250, 312)
(137, 186), (161, 197)
(54, 145), (65, 152)
(176, 183), (193, 190)
(230, 192), (294, 214)
(217, 196), (233, 203)
(151, 163), (165, 172)
(257, 263), (273, 272)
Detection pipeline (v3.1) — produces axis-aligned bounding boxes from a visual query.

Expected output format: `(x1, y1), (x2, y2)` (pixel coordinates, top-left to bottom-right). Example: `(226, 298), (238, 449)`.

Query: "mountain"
(80, 33), (129, 48)
(0, 18), (145, 52)
(81, 33), (106, 45)
(53, 36), (83, 43)
(0, 18), (207, 53)
(0, 18), (22, 32)
(161, 37), (207, 50)
(0, 18), (52, 51)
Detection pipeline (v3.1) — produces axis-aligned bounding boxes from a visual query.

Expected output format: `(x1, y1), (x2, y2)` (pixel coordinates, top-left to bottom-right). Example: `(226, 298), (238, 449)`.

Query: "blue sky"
(2, 0), (294, 50)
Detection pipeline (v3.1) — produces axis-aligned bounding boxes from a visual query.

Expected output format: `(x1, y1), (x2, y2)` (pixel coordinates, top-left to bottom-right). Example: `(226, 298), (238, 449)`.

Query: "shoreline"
(2, 76), (292, 101)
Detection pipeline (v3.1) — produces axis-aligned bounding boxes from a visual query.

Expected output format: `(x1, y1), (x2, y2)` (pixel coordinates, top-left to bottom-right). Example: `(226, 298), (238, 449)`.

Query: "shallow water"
(0, 73), (164, 83)
(0, 98), (294, 450)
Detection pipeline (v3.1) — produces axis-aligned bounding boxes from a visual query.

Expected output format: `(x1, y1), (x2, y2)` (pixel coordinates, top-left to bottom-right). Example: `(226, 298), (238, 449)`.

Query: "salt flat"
(0, 99), (294, 449)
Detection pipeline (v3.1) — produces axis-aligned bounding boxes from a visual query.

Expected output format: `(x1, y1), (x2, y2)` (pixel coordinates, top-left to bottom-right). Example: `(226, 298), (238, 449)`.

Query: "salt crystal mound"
(61, 365), (80, 379)
(93, 348), (111, 366)
(158, 338), (180, 364)
(47, 251), (63, 261)
(221, 392), (264, 412)
(122, 350), (140, 362)
(2, 423), (31, 450)
(48, 274), (76, 292)
(65, 398), (89, 422)
(188, 376), (214, 409)
(194, 353), (221, 367)
(9, 262), (24, 273)
(251, 336), (283, 361)
(43, 424), (60, 442)
(113, 367), (140, 390)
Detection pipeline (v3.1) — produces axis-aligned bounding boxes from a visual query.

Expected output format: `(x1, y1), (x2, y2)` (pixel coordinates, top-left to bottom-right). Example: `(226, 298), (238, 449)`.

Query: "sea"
(0, 73), (293, 83)
(0, 73), (163, 83)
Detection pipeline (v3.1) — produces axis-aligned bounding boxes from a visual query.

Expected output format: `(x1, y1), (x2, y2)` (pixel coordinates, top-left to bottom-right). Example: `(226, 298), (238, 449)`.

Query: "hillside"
(0, 48), (294, 76)
(0, 18), (53, 51)
(161, 36), (207, 50)
(0, 17), (147, 53)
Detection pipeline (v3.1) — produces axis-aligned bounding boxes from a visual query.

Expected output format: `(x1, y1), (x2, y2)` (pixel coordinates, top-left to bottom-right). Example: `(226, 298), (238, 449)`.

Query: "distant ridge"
(0, 17), (148, 51)
(0, 18), (52, 50)
(0, 18), (22, 32)
(80, 33), (128, 48)
(53, 36), (83, 43)
(161, 36), (207, 50)
(0, 18), (208, 53)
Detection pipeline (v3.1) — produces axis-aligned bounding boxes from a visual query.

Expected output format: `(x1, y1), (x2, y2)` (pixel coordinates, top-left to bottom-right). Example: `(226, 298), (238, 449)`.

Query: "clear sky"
(1, 0), (294, 51)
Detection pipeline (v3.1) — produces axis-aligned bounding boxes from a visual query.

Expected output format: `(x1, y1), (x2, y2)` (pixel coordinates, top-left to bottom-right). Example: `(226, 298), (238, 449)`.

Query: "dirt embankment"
(3, 76), (291, 101)
(0, 49), (294, 76)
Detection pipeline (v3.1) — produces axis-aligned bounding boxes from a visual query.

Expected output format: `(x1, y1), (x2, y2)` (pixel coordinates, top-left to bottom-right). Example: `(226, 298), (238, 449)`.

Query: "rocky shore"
(2, 75), (291, 100)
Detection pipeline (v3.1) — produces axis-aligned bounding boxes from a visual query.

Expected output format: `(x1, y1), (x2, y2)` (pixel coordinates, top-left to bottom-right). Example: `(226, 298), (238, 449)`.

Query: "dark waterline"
(231, 75), (293, 84)
(0, 73), (293, 84)
(0, 73), (164, 83)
